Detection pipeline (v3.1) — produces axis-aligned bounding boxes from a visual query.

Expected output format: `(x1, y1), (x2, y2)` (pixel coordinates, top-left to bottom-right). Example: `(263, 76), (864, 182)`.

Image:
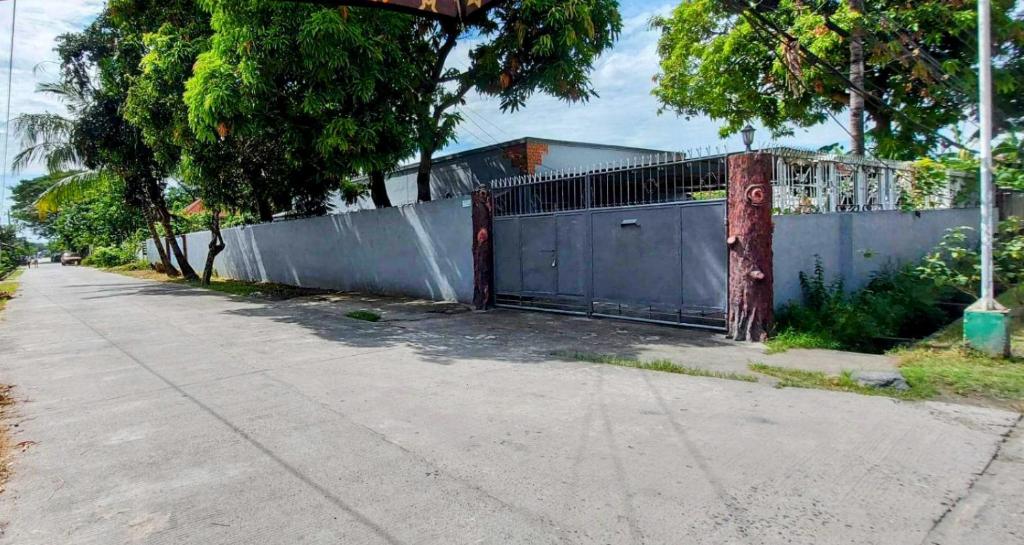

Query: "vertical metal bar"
(979, 0), (995, 307)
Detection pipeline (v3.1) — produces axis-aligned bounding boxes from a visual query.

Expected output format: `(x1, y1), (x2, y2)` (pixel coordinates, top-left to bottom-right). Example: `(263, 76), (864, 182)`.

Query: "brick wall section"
(503, 140), (550, 175)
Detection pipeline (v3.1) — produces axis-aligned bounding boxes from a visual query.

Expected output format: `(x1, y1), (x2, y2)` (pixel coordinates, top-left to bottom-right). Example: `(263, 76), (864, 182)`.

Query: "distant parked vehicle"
(60, 252), (82, 266)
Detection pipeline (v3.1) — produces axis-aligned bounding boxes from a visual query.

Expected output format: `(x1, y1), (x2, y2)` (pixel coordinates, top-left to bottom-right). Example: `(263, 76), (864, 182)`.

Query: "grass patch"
(0, 268), (22, 313)
(0, 384), (13, 495)
(105, 260), (153, 273)
(765, 329), (842, 354)
(557, 351), (759, 382)
(109, 268), (330, 300)
(889, 285), (1024, 409)
(345, 310), (381, 322)
(749, 363), (932, 399)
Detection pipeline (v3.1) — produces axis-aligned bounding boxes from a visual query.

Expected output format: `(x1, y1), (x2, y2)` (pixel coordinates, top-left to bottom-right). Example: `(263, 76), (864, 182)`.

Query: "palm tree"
(11, 79), (185, 277)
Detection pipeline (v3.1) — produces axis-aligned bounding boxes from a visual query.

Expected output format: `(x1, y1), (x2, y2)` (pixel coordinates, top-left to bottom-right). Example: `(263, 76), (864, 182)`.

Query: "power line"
(747, 14), (892, 163)
(743, 5), (974, 154)
(462, 104), (513, 139)
(0, 0), (15, 232)
(458, 106), (503, 145)
(0, 0), (14, 270)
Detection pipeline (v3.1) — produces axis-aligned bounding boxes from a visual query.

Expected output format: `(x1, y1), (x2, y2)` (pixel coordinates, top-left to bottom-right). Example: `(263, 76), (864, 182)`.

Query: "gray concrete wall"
(147, 198), (474, 303)
(773, 208), (981, 308)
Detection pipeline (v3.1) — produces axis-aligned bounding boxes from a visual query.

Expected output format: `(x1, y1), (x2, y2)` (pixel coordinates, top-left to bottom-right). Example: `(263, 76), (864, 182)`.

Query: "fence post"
(727, 152), (774, 341)
(472, 187), (494, 310)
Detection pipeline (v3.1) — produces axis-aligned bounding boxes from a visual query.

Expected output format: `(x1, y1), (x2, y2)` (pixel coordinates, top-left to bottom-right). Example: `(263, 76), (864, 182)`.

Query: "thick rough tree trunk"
(256, 197), (274, 223)
(144, 205), (177, 276)
(369, 170), (393, 208)
(472, 188), (494, 310)
(202, 209), (226, 286)
(146, 180), (199, 281)
(416, 146), (434, 203)
(848, 0), (866, 156)
(727, 153), (774, 342)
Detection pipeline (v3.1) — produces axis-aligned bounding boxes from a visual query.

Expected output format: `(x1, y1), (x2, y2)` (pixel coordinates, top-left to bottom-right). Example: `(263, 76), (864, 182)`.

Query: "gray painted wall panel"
(773, 208), (981, 308)
(147, 198), (474, 303)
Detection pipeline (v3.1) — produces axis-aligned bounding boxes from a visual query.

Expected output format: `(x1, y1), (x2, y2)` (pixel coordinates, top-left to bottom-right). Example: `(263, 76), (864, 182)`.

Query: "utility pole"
(963, 0), (1010, 356)
(848, 0), (865, 156)
(0, 0), (16, 268)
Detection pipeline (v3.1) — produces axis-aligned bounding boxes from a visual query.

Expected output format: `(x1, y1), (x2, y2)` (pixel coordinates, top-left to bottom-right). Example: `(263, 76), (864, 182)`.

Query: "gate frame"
(491, 198), (729, 330)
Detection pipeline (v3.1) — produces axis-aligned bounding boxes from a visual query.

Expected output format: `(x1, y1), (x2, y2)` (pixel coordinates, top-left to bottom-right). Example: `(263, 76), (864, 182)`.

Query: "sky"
(0, 0), (849, 228)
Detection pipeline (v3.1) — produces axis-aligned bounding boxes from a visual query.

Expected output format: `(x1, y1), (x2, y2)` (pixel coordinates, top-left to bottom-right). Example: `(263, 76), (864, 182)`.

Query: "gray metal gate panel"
(556, 214), (587, 297)
(494, 200), (727, 329)
(591, 207), (683, 307)
(494, 218), (521, 294)
(680, 202), (727, 311)
(520, 216), (557, 294)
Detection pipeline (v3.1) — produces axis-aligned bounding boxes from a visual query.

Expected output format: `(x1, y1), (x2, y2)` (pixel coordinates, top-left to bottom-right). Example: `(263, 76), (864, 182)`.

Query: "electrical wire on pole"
(0, 0), (16, 268)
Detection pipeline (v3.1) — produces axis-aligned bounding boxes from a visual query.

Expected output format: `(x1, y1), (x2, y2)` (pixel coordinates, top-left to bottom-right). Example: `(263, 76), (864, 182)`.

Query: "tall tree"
(186, 0), (421, 216)
(403, 0), (622, 201)
(653, 0), (1024, 158)
(12, 77), (180, 275)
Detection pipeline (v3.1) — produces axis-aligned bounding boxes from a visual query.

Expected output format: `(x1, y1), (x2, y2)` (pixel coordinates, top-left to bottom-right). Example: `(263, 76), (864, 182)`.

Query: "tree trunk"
(727, 153), (774, 342)
(369, 170), (393, 208)
(146, 180), (199, 281)
(848, 0), (866, 156)
(202, 209), (226, 286)
(472, 188), (494, 310)
(256, 197), (274, 223)
(144, 205), (177, 276)
(416, 147), (434, 202)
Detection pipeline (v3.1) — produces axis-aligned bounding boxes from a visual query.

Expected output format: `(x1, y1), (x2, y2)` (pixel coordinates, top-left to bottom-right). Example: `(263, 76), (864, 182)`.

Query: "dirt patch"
(0, 384), (13, 495)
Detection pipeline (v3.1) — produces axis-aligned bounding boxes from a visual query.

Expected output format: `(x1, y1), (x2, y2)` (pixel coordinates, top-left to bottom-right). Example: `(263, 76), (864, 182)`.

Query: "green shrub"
(917, 217), (1024, 298)
(83, 242), (140, 268)
(773, 258), (955, 353)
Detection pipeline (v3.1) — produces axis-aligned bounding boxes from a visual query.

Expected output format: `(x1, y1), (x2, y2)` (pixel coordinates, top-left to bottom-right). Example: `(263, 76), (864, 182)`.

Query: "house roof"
(385, 137), (673, 177)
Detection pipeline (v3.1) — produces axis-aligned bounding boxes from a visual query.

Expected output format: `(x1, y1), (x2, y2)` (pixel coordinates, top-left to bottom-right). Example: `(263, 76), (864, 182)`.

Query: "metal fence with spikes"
(491, 147), (729, 217)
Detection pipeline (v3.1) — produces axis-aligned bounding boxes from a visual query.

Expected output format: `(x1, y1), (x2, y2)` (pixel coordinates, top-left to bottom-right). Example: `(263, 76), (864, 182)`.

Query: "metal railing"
(491, 147), (729, 217)
(766, 147), (971, 214)
(489, 146), (972, 218)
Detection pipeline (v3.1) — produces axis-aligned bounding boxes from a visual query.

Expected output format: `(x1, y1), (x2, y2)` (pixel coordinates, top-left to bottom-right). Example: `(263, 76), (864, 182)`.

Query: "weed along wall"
(147, 198), (475, 303)
(772, 208), (981, 308)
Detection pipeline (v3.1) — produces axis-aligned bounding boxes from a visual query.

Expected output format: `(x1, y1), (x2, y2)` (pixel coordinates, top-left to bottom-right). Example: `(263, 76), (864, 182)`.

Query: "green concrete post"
(963, 301), (1011, 357)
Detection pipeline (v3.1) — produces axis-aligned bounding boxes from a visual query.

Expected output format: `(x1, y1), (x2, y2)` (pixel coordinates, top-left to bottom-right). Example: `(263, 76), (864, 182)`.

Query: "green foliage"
(774, 257), (952, 353)
(653, 0), (1024, 158)
(0, 226), (32, 278)
(557, 351), (759, 382)
(82, 241), (141, 268)
(9, 172), (70, 239)
(346, 310), (382, 322)
(44, 177), (148, 253)
(749, 364), (932, 399)
(182, 0), (421, 216)
(916, 218), (1024, 298)
(764, 329), (841, 353)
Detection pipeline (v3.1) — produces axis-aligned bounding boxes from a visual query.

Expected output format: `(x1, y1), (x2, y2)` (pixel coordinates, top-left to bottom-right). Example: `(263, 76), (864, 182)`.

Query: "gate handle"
(551, 258), (557, 268)
(620, 219), (640, 227)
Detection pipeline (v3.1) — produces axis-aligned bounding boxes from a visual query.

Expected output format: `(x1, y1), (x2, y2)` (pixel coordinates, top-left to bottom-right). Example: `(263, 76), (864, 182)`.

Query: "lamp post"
(741, 124), (755, 152)
(963, 0), (1011, 357)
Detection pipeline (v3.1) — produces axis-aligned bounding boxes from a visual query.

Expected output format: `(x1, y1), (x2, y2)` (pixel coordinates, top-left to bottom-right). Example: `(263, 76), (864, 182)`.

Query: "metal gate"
(491, 152), (729, 329)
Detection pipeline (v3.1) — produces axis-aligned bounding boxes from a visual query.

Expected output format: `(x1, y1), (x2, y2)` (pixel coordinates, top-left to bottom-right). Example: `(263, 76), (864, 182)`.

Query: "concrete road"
(0, 264), (1020, 545)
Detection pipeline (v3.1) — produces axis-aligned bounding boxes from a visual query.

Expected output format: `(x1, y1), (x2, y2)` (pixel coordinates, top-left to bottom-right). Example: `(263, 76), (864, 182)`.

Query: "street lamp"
(741, 124), (756, 152)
